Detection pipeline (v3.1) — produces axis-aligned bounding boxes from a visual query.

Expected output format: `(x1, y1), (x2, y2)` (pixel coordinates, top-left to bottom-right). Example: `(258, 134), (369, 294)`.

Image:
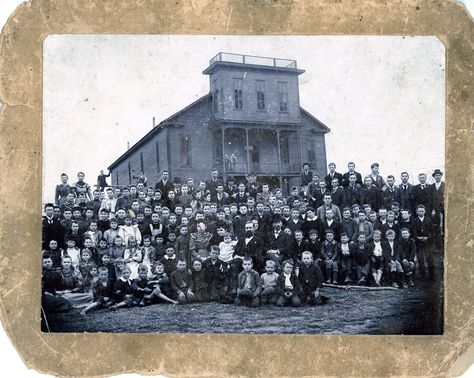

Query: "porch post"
(221, 128), (226, 180)
(276, 130), (282, 188)
(245, 128), (250, 175)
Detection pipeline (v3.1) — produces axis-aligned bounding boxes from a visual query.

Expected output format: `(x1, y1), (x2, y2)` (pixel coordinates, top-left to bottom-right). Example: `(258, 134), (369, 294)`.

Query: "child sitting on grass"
(275, 259), (301, 307)
(144, 262), (178, 305)
(131, 264), (153, 306)
(259, 260), (279, 305)
(170, 259), (195, 304)
(110, 266), (134, 311)
(298, 251), (325, 305)
(80, 267), (115, 315)
(235, 256), (261, 307)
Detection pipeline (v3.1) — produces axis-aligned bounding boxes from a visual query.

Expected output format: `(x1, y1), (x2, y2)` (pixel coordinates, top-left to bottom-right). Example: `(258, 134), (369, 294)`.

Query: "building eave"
(300, 107), (331, 133)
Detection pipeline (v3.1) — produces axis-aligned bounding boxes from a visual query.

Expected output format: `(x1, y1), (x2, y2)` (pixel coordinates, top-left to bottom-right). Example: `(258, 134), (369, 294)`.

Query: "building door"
(250, 144), (260, 172)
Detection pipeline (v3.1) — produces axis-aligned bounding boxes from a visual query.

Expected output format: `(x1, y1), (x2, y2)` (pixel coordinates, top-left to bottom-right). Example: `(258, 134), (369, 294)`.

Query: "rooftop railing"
(209, 52), (297, 69)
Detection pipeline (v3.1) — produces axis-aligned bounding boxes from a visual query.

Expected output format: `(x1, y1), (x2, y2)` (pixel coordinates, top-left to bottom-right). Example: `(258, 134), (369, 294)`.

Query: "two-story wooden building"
(108, 52), (330, 190)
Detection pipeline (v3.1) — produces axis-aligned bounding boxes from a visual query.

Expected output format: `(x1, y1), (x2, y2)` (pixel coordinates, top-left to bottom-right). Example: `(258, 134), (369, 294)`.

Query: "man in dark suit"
(42, 203), (65, 249)
(431, 169), (445, 249)
(382, 175), (402, 209)
(154, 170), (174, 197)
(253, 202), (272, 236)
(412, 204), (435, 280)
(369, 163), (386, 191)
(211, 184), (229, 207)
(412, 173), (433, 214)
(265, 216), (290, 267)
(341, 162), (363, 188)
(361, 176), (382, 212)
(206, 169), (224, 196)
(324, 162), (343, 191)
(234, 221), (264, 271)
(399, 171), (414, 212)
(342, 173), (362, 208)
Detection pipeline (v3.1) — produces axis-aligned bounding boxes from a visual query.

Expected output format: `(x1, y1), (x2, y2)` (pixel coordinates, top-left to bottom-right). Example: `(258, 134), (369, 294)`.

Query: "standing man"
(324, 162), (343, 191)
(341, 162), (363, 188)
(369, 163), (386, 191)
(399, 172), (414, 212)
(155, 170), (174, 196)
(97, 170), (111, 192)
(413, 173), (433, 215)
(300, 163), (313, 198)
(206, 169), (223, 196)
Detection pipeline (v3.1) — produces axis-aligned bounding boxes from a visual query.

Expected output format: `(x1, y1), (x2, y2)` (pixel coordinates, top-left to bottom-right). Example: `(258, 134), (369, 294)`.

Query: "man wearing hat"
(431, 169), (445, 249)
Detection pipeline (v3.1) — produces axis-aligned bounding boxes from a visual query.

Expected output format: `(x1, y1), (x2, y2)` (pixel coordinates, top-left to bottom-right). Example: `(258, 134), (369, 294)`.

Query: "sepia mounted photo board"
(0, 0), (473, 376)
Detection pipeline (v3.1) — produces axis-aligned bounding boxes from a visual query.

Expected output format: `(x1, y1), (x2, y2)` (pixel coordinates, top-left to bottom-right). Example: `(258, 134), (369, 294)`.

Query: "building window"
(233, 78), (243, 110)
(128, 162), (132, 184)
(155, 141), (160, 174)
(115, 172), (119, 186)
(278, 81), (289, 112)
(140, 152), (144, 173)
(256, 80), (265, 111)
(307, 140), (317, 169)
(180, 135), (192, 168)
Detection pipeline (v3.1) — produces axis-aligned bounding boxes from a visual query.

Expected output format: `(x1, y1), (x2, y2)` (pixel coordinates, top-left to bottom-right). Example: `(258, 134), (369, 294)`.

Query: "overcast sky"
(43, 35), (445, 202)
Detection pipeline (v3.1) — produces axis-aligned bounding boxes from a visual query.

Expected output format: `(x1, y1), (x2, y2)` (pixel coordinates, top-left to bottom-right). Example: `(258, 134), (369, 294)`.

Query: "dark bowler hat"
(173, 176), (182, 184)
(432, 169), (443, 177)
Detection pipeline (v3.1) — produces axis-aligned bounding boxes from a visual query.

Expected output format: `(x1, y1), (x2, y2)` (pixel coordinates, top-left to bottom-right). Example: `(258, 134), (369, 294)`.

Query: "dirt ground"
(44, 254), (443, 335)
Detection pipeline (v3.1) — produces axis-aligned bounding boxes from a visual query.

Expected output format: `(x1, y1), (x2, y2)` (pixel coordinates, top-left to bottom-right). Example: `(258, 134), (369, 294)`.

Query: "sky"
(43, 35), (445, 202)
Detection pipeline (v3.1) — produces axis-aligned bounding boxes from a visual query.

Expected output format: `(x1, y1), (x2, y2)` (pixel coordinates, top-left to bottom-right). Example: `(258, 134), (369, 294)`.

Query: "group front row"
(42, 218), (428, 316)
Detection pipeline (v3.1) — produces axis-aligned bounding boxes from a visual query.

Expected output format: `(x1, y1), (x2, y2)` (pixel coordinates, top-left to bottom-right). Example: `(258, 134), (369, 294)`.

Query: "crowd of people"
(42, 162), (445, 316)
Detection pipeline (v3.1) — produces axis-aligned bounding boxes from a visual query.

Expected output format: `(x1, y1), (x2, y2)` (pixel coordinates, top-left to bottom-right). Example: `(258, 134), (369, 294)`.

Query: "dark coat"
(341, 171), (363, 188)
(287, 239), (310, 261)
(324, 172), (344, 191)
(42, 217), (65, 249)
(275, 272), (301, 295)
(343, 185), (362, 208)
(382, 186), (402, 209)
(361, 185), (382, 211)
(234, 235), (264, 262)
(412, 184), (434, 213)
(299, 263), (324, 291)
(399, 183), (415, 211)
(398, 237), (416, 262)
(264, 231), (290, 257)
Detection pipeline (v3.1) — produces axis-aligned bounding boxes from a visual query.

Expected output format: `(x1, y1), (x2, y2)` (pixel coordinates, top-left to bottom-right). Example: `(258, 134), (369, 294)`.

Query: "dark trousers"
(276, 292), (301, 307)
(417, 242), (434, 278)
(235, 288), (259, 307)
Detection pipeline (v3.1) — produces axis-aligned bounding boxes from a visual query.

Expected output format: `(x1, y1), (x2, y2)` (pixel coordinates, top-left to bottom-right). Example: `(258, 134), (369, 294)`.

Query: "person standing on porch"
(300, 163), (313, 198)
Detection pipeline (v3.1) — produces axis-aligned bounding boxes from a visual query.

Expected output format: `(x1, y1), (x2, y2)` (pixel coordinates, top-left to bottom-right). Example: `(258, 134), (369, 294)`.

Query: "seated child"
(191, 260), (208, 302)
(307, 230), (322, 263)
(259, 260), (279, 305)
(369, 230), (385, 287)
(170, 259), (195, 304)
(131, 264), (153, 306)
(57, 256), (93, 309)
(161, 244), (177, 275)
(63, 237), (81, 269)
(144, 262), (178, 305)
(124, 236), (143, 280)
(175, 225), (191, 267)
(141, 235), (157, 276)
(41, 254), (72, 313)
(203, 246), (228, 302)
(96, 238), (110, 264)
(275, 259), (301, 307)
(321, 229), (340, 284)
(299, 251), (325, 305)
(353, 234), (371, 285)
(99, 253), (116, 284)
(84, 221), (102, 247)
(109, 235), (126, 261)
(398, 227), (416, 287)
(118, 215), (142, 246)
(339, 233), (353, 283)
(235, 256), (261, 307)
(110, 266), (135, 311)
(45, 239), (63, 268)
(218, 232), (238, 264)
(78, 248), (97, 282)
(80, 266), (115, 315)
(103, 219), (120, 246)
(114, 257), (126, 282)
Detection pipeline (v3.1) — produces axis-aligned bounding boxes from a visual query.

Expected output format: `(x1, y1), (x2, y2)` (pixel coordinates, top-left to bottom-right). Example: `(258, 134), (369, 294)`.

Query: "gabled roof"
(108, 94), (210, 170)
(300, 107), (331, 133)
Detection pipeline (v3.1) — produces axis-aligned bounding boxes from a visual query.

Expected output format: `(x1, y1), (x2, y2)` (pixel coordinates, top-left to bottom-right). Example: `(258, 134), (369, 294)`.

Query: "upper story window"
(256, 80), (266, 111)
(278, 81), (289, 112)
(233, 78), (243, 110)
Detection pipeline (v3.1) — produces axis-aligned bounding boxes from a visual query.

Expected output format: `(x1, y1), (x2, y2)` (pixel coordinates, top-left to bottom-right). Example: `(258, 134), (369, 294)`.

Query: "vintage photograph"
(41, 35), (445, 334)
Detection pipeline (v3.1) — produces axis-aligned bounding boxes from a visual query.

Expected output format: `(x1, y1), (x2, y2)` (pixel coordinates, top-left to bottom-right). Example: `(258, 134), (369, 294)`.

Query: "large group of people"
(42, 162), (444, 316)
